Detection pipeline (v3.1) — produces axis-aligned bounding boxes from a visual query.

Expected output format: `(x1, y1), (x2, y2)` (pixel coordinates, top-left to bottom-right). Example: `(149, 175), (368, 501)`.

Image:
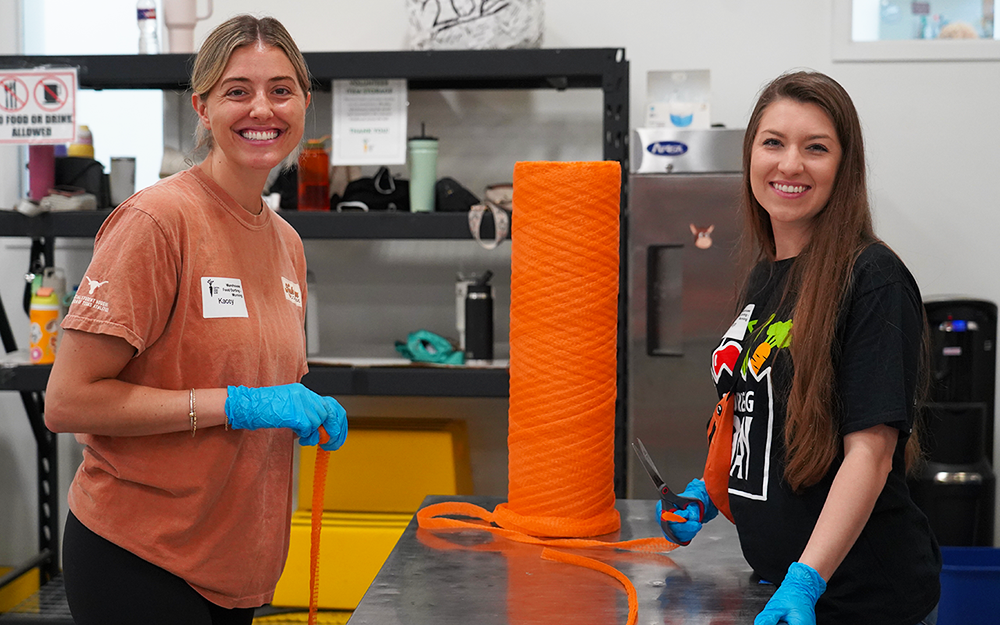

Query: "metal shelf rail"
(0, 209), (509, 241)
(1, 363), (509, 398)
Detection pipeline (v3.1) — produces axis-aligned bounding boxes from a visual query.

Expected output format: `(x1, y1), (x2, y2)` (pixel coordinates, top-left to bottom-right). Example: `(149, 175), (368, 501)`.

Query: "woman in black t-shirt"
(659, 71), (941, 625)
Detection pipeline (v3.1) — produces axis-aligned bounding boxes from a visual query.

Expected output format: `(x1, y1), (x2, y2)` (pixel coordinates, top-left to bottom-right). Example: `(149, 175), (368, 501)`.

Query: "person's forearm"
(47, 380), (228, 437)
(798, 425), (897, 581)
(45, 328), (230, 436)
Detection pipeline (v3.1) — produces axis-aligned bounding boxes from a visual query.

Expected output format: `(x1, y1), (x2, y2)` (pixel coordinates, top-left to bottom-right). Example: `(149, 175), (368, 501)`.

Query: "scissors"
(632, 438), (705, 546)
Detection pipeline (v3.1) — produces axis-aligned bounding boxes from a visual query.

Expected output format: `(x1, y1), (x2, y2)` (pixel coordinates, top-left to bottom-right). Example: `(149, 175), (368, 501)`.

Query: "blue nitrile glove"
(225, 384), (347, 451)
(658, 478), (719, 544)
(754, 562), (826, 625)
(300, 396), (348, 452)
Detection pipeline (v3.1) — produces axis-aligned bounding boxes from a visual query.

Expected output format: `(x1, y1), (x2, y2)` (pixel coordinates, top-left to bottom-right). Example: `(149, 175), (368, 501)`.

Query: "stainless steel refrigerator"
(626, 128), (744, 498)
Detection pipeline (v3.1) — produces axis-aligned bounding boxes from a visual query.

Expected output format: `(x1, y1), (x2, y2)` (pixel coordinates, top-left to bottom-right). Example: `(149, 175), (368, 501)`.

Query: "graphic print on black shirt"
(713, 298), (793, 504)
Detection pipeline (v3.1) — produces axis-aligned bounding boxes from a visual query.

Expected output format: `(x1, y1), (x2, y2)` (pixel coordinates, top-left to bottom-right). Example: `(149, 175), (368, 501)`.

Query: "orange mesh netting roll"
(416, 161), (682, 625)
(492, 160), (623, 537)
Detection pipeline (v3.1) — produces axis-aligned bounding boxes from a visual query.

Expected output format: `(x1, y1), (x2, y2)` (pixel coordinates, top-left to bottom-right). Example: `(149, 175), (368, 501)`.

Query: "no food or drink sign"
(0, 67), (77, 144)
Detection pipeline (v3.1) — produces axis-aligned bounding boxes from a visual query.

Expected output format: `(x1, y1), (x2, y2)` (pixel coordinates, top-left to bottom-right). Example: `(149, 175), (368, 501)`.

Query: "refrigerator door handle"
(647, 243), (684, 357)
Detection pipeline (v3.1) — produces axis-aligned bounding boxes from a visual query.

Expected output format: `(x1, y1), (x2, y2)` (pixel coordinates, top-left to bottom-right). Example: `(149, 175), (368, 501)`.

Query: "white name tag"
(723, 304), (755, 340)
(201, 277), (249, 318)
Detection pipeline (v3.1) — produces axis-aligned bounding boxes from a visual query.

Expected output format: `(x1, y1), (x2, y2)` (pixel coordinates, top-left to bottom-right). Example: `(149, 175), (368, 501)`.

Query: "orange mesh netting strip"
(705, 393), (736, 523)
(542, 548), (638, 625)
(416, 501), (682, 552)
(308, 430), (331, 625)
(417, 161), (683, 625)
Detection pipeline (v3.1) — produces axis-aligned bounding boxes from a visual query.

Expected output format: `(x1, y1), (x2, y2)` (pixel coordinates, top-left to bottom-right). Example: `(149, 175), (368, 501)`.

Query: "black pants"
(63, 511), (256, 625)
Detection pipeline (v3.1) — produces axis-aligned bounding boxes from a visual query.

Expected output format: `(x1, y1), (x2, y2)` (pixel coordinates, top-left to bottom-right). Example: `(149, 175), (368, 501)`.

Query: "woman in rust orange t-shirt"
(45, 15), (347, 625)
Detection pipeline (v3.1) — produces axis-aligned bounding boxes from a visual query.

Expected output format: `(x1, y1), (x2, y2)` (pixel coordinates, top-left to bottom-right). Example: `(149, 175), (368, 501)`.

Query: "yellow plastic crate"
(274, 417), (473, 609)
(271, 510), (410, 610)
(0, 566), (39, 612)
(297, 417), (473, 514)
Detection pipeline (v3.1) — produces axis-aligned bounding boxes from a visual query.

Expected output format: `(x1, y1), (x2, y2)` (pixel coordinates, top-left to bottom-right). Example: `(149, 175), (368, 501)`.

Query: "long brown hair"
(739, 71), (920, 491)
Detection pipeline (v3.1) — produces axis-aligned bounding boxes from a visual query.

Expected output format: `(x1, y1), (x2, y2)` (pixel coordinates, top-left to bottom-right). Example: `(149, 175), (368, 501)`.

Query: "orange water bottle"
(297, 138), (330, 211)
(29, 287), (62, 364)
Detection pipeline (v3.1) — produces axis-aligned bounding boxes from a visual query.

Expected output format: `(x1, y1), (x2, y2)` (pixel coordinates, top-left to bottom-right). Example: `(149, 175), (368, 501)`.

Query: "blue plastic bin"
(937, 547), (1000, 625)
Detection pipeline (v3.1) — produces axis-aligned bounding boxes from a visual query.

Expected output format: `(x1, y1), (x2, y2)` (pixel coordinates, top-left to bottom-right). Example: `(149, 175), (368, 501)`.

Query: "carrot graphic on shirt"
(745, 318), (792, 376)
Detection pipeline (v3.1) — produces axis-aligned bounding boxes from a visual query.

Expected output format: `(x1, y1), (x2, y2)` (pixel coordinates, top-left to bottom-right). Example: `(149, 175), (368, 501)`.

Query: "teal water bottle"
(408, 123), (438, 213)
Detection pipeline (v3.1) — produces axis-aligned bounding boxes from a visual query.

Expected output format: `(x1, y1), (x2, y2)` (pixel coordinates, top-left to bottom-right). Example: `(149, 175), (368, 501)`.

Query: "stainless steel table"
(348, 495), (774, 624)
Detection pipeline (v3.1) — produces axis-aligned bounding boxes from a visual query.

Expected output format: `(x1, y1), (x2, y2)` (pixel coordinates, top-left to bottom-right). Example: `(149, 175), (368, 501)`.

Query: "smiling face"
(193, 43), (310, 188)
(749, 98), (842, 259)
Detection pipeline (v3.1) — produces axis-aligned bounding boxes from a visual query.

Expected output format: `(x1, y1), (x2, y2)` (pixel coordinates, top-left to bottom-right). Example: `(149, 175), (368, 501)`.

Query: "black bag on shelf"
(435, 177), (479, 212)
(336, 166), (409, 212)
(269, 165), (298, 210)
(55, 157), (110, 208)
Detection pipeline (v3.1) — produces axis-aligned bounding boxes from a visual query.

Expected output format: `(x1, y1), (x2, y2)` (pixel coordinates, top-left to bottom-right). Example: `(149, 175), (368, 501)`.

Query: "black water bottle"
(464, 271), (494, 362)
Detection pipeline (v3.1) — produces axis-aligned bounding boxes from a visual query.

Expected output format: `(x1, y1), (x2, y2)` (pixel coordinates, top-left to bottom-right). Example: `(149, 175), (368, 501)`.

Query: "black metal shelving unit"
(0, 48), (629, 622)
(0, 208), (508, 241)
(0, 362), (509, 398)
(3, 48), (627, 92)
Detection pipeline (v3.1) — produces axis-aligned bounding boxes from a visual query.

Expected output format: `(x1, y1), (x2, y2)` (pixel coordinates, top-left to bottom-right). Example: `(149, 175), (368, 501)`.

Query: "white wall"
(2, 0), (999, 568)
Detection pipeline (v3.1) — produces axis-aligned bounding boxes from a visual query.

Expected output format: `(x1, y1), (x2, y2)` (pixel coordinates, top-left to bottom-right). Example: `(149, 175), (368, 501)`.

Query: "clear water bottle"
(137, 0), (160, 54)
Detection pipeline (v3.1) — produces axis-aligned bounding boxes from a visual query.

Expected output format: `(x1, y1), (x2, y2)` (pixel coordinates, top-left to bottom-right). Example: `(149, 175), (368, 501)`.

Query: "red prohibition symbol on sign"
(34, 75), (70, 111)
(0, 76), (29, 112)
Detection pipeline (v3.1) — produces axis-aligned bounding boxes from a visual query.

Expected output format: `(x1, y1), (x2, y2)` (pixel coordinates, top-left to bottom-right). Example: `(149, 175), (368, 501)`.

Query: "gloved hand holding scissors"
(754, 561), (826, 625)
(633, 439), (713, 546)
(225, 383), (348, 451)
(658, 478), (719, 544)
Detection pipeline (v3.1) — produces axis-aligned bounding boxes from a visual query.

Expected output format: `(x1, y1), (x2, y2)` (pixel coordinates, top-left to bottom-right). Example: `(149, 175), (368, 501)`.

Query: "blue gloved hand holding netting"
(301, 396), (348, 451)
(225, 383), (347, 451)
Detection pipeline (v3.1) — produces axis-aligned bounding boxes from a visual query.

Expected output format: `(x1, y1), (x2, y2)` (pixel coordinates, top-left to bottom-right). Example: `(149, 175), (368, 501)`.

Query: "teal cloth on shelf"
(395, 330), (465, 365)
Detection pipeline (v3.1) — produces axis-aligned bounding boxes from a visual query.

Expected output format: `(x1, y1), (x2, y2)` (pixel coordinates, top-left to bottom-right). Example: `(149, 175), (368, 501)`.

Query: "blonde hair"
(938, 22), (978, 39)
(190, 14), (312, 152)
